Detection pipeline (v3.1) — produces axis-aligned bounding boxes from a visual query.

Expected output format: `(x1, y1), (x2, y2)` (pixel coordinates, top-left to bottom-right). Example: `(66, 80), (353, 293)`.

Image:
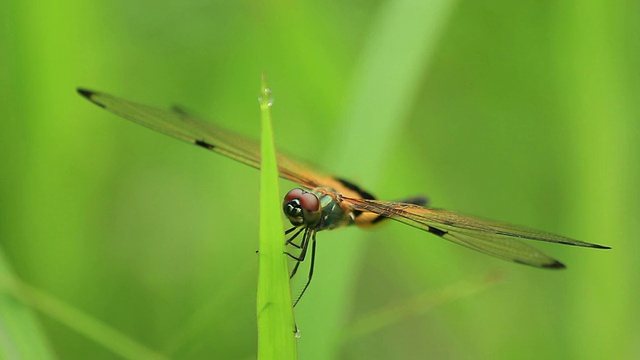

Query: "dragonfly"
(78, 88), (610, 306)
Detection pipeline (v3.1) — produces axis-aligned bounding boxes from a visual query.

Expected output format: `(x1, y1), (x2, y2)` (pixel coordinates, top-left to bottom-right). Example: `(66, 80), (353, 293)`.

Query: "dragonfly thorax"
(283, 187), (353, 231)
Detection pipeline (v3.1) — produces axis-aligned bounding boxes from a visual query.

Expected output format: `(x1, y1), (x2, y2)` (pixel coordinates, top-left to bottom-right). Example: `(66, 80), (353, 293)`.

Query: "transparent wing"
(78, 88), (341, 190)
(345, 197), (610, 269)
(78, 88), (611, 268)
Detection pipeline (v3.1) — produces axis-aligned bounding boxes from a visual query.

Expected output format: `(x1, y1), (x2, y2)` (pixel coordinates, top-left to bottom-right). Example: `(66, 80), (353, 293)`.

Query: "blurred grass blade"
(256, 74), (298, 359)
(341, 271), (504, 343)
(555, 2), (635, 358)
(0, 253), (166, 360)
(299, 0), (457, 358)
(0, 249), (55, 360)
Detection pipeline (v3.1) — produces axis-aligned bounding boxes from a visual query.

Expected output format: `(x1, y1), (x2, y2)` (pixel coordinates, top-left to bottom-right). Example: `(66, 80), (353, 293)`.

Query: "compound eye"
(299, 192), (320, 212)
(284, 188), (304, 202)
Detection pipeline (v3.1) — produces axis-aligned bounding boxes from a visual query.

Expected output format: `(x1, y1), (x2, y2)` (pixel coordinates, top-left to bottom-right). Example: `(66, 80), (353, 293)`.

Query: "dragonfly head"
(283, 188), (321, 227)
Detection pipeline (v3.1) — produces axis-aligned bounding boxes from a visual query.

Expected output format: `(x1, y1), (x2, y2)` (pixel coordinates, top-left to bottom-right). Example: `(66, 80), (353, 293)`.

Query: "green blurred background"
(1, 0), (638, 359)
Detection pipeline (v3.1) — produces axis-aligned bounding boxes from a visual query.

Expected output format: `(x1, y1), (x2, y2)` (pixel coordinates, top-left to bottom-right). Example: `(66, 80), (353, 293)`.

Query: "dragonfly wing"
(345, 197), (609, 268)
(78, 88), (336, 190)
(442, 230), (564, 268)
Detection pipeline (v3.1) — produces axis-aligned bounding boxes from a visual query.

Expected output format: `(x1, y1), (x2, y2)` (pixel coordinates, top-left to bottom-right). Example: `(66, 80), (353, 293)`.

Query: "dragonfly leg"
(289, 260), (302, 279)
(285, 226), (298, 235)
(286, 229), (313, 278)
(285, 228), (310, 262)
(293, 231), (317, 307)
(285, 227), (305, 249)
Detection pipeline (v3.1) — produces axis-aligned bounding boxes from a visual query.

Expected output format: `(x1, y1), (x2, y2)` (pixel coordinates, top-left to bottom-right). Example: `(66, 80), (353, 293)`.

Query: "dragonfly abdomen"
(354, 195), (429, 228)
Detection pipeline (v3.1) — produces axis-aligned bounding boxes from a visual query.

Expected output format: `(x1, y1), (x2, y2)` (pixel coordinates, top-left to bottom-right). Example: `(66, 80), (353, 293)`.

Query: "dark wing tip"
(77, 88), (106, 108)
(593, 244), (612, 250)
(544, 260), (566, 270)
(558, 240), (611, 249)
(77, 88), (94, 98)
(514, 259), (566, 270)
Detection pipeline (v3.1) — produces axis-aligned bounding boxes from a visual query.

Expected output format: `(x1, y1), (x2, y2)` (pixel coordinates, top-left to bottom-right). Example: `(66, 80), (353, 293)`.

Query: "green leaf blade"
(256, 75), (298, 360)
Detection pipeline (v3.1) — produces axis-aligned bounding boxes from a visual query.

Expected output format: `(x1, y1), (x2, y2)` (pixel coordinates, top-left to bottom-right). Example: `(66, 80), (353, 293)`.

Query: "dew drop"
(258, 87), (274, 107)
